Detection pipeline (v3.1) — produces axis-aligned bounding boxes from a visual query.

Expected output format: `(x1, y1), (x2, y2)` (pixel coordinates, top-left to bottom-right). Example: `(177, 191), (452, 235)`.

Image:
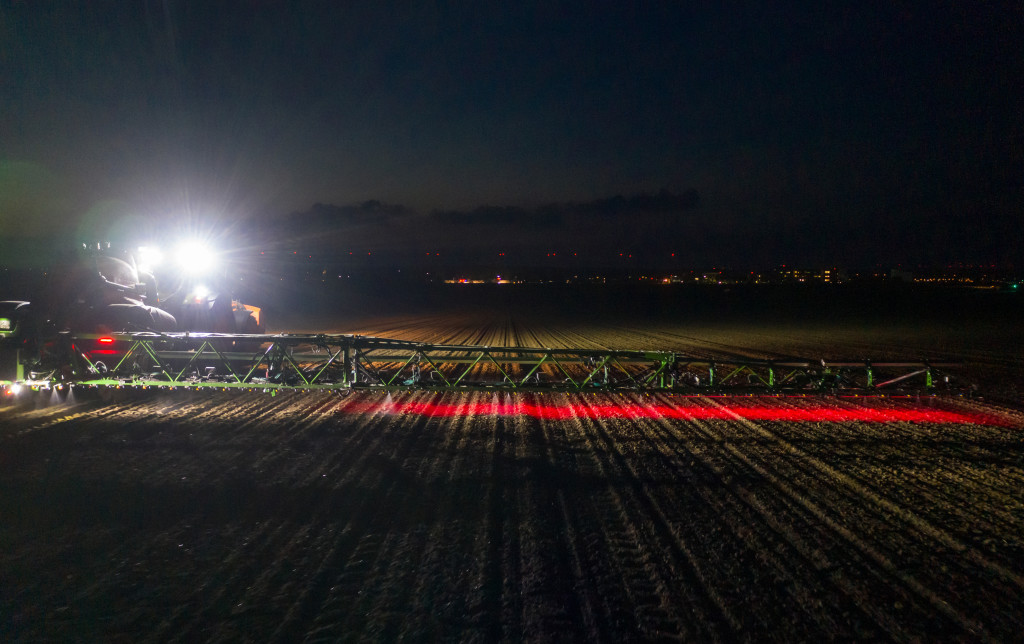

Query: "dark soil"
(2, 286), (1023, 641)
(2, 389), (1022, 642)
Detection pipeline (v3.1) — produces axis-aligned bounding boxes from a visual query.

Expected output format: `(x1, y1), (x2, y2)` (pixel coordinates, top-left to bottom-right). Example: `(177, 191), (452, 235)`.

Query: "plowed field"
(3, 302), (1024, 641)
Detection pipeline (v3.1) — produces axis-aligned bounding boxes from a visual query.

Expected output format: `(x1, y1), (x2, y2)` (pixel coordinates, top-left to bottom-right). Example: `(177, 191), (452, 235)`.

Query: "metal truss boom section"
(14, 331), (966, 395)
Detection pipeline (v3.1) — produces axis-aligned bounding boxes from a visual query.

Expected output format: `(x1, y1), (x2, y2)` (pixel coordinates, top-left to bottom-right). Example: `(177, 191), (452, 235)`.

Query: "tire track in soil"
(750, 399), (1024, 634)
(640, 394), (893, 637)
(558, 393), (738, 640)
(608, 396), (815, 634)
(106, 394), (301, 640)
(259, 393), (425, 638)
(480, 326), (560, 640)
(0, 394), (289, 642)
(505, 396), (589, 640)
(758, 397), (1024, 567)
(481, 393), (523, 641)
(543, 398), (677, 641)
(148, 395), (367, 640)
(210, 394), (408, 640)
(592, 392), (868, 640)
(692, 396), (1007, 640)
(302, 393), (484, 641)
(650, 395), (951, 639)
(745, 397), (1024, 588)
(144, 392), (418, 641)
(266, 390), (467, 642)
(365, 395), (492, 641)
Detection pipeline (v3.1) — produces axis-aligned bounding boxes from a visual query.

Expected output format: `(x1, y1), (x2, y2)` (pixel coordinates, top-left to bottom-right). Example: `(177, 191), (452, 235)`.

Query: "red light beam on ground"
(335, 396), (1014, 427)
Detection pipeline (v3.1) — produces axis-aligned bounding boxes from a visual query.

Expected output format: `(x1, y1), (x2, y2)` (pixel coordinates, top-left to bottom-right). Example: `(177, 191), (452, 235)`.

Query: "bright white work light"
(136, 246), (164, 274)
(174, 240), (218, 275)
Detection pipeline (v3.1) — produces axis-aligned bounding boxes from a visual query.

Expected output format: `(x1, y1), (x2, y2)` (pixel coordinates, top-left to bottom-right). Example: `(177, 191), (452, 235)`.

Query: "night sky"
(2, 1), (1022, 268)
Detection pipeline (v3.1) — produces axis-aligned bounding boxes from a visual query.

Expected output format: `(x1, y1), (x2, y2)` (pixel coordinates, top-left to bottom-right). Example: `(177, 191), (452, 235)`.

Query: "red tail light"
(98, 337), (115, 344)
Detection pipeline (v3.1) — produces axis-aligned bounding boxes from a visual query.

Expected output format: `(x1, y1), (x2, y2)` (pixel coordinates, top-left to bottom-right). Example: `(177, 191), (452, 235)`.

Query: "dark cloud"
(430, 206), (561, 229)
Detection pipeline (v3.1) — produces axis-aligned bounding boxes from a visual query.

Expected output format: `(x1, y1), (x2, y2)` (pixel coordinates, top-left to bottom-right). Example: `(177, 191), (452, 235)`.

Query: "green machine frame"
(3, 331), (965, 396)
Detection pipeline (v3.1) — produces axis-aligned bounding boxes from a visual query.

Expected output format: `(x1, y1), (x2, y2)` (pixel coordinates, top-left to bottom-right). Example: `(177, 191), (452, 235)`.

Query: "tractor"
(0, 240), (263, 383)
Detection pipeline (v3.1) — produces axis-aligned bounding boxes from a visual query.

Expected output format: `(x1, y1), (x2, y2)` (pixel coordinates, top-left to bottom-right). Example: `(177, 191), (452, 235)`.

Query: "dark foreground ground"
(2, 285), (1023, 642)
(2, 391), (1023, 642)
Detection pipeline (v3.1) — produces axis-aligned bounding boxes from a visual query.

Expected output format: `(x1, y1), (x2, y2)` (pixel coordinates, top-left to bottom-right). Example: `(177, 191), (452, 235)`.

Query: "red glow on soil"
(337, 398), (1012, 427)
